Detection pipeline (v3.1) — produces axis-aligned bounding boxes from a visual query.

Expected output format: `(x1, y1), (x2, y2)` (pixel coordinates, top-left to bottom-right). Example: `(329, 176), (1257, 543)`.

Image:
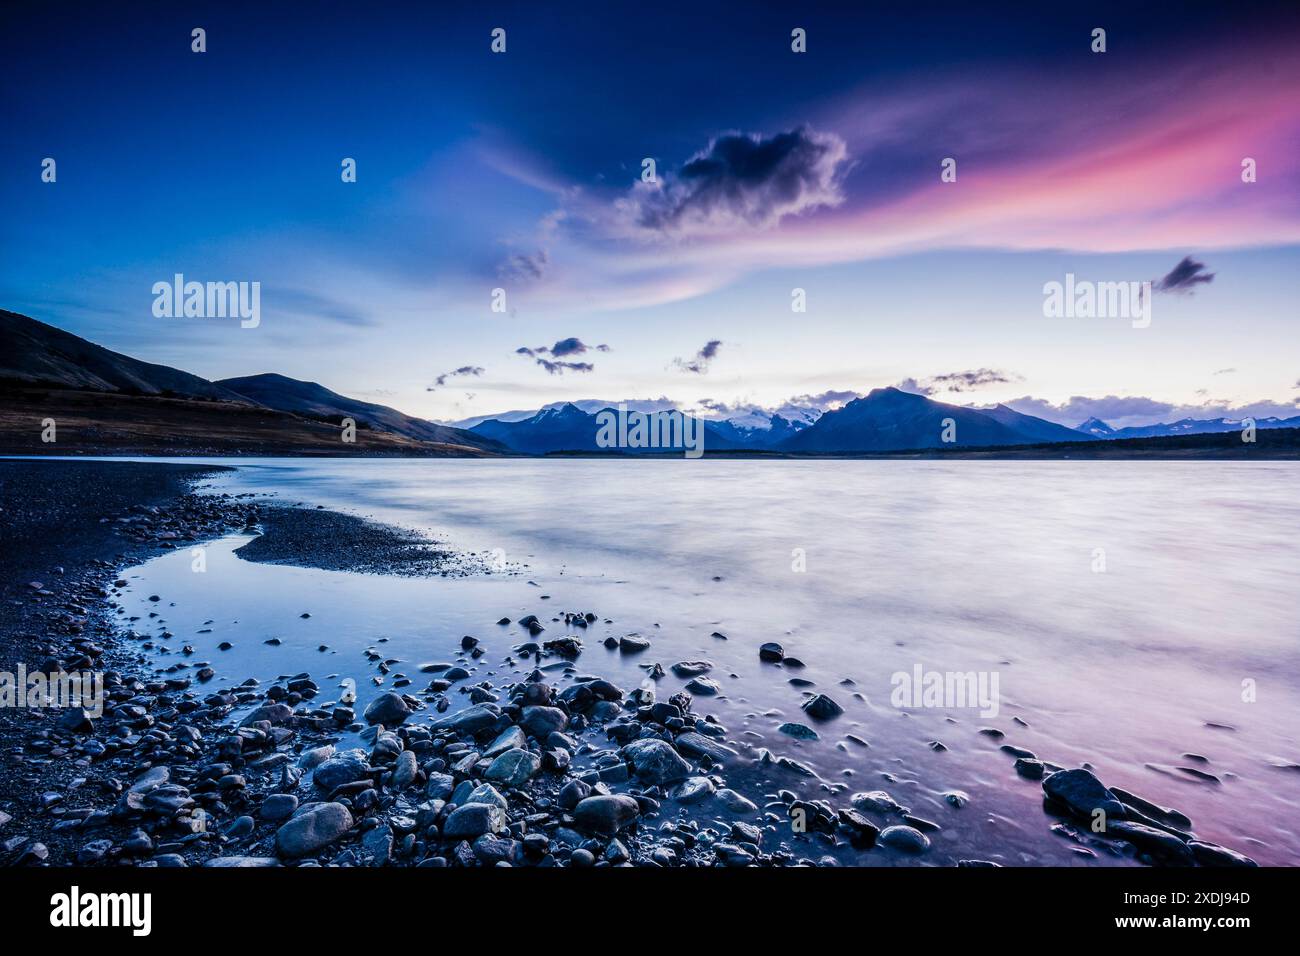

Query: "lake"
(111, 458), (1300, 865)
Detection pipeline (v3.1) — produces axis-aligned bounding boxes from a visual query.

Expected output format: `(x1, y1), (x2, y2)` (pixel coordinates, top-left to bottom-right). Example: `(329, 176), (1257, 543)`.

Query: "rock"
(1042, 768), (1126, 821)
(674, 731), (735, 763)
(391, 750), (419, 789)
(759, 642), (785, 662)
(1189, 841), (1258, 868)
(483, 748), (541, 788)
(260, 794), (298, 823)
(442, 802), (507, 840)
(484, 726), (527, 758)
(473, 834), (518, 865)
(128, 766), (170, 794)
(714, 843), (755, 866)
(1107, 821), (1195, 865)
(778, 722), (819, 740)
(77, 839), (113, 864)
(851, 790), (902, 814)
(1015, 758), (1045, 780)
(573, 794), (641, 835)
(363, 692), (410, 726)
(313, 751), (370, 792)
(275, 802), (353, 858)
(429, 703), (501, 734)
(558, 778), (592, 810)
(836, 809), (881, 847)
(426, 772), (455, 800)
(879, 825), (930, 853)
(669, 776), (716, 804)
(619, 635), (651, 653)
(716, 789), (758, 813)
(240, 702), (292, 726)
(298, 745), (335, 770)
(360, 825), (393, 865)
(801, 694), (843, 720)
(943, 790), (970, 808)
(57, 707), (95, 734)
(671, 660), (712, 677)
(684, 677), (722, 696)
(519, 706), (568, 738)
(622, 738), (692, 785)
(462, 785), (506, 806)
(1111, 787), (1193, 830)
(224, 815), (255, 839)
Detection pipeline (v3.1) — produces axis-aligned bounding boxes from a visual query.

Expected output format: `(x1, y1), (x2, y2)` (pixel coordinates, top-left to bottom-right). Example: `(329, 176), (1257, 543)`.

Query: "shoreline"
(0, 458), (1265, 868)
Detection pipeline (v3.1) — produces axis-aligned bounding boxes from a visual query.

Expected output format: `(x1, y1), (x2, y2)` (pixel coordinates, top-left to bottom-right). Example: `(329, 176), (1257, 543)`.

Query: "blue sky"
(2, 0), (1298, 428)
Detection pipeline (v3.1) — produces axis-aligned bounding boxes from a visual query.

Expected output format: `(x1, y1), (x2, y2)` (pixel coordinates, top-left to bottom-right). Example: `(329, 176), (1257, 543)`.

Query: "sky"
(2, 0), (1298, 429)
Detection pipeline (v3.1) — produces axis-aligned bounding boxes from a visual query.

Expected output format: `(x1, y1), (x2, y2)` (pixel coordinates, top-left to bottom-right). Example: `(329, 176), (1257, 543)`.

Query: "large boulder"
(275, 802), (353, 858)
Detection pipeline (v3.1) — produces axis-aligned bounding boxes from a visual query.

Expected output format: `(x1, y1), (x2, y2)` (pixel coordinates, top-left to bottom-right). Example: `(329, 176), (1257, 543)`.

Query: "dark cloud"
(514, 338), (607, 375)
(672, 339), (723, 374)
(631, 127), (848, 235)
(898, 369), (1020, 396)
(1155, 256), (1215, 294)
(427, 365), (485, 391)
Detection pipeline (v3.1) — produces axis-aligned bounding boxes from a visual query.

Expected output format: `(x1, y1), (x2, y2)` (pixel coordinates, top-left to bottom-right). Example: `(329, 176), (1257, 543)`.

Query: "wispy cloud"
(672, 339), (723, 374)
(427, 365), (485, 391)
(898, 368), (1021, 396)
(1154, 256), (1215, 294)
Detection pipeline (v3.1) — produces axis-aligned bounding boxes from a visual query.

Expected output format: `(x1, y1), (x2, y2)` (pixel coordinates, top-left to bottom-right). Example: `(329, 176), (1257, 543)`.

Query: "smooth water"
(112, 458), (1300, 865)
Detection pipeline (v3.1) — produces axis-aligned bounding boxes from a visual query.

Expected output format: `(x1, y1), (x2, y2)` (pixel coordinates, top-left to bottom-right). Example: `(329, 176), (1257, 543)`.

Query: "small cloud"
(1155, 256), (1215, 294)
(427, 365), (484, 391)
(514, 338), (607, 375)
(672, 339), (723, 374)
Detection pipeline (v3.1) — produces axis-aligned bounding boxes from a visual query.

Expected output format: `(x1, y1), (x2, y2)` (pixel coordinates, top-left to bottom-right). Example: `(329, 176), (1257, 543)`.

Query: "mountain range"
(2, 309), (1296, 456)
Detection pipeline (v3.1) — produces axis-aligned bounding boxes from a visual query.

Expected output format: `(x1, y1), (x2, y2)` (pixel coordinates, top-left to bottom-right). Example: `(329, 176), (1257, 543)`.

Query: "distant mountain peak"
(1075, 416), (1115, 437)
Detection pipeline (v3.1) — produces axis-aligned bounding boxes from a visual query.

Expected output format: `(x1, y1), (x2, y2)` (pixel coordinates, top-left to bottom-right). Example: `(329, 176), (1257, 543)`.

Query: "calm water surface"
(111, 459), (1300, 866)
